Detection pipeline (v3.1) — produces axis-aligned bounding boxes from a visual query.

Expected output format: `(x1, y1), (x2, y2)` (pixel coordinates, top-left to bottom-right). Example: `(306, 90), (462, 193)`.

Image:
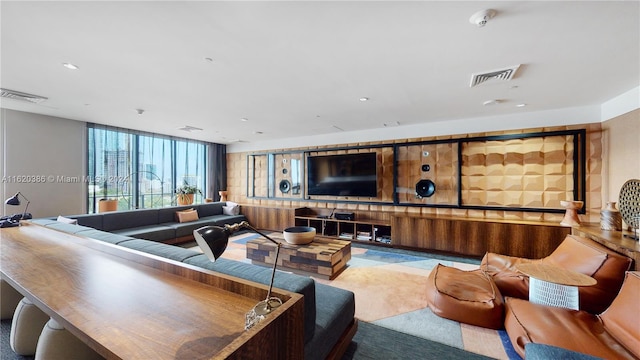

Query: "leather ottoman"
(426, 263), (504, 329)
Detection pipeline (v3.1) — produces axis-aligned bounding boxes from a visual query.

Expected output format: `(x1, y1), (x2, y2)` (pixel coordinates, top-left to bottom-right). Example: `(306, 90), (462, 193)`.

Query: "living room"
(1, 2), (639, 360)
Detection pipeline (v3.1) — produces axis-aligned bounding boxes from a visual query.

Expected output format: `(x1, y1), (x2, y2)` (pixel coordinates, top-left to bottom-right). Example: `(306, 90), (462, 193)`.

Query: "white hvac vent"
(0, 88), (48, 104)
(470, 65), (521, 87)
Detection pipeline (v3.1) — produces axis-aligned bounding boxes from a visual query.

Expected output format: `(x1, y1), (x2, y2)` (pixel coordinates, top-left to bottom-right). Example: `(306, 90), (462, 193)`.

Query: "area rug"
(189, 231), (521, 360)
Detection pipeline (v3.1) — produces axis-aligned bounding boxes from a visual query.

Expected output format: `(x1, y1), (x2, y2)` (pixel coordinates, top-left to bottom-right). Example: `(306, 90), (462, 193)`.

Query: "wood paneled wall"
(227, 123), (603, 224)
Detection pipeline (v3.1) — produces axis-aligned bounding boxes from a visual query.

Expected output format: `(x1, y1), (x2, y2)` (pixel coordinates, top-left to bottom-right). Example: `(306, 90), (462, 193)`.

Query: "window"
(87, 124), (208, 213)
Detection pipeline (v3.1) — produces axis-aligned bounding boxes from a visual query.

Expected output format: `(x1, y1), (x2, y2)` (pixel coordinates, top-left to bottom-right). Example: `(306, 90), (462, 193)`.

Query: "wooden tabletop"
(1, 223), (303, 359)
(516, 263), (597, 287)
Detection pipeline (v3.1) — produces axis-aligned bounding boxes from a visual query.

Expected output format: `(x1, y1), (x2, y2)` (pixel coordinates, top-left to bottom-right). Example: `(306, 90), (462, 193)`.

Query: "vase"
(219, 191), (228, 202)
(600, 201), (622, 231)
(177, 193), (194, 206)
(98, 199), (118, 213)
(560, 200), (583, 227)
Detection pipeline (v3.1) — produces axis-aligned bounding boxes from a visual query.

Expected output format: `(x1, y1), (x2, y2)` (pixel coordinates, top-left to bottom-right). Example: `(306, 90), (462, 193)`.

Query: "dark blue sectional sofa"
(31, 202), (357, 360)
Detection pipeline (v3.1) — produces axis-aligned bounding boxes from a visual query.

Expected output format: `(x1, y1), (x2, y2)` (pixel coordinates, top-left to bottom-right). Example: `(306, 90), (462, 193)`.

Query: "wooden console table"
(0, 223), (304, 359)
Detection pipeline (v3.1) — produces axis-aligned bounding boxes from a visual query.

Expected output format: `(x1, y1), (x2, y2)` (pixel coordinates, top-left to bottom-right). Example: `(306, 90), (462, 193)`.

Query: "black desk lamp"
(2, 192), (32, 227)
(193, 221), (283, 328)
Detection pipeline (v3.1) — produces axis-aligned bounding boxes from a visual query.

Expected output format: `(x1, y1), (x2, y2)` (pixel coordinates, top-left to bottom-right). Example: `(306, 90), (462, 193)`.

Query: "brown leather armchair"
(504, 271), (640, 359)
(481, 235), (632, 314)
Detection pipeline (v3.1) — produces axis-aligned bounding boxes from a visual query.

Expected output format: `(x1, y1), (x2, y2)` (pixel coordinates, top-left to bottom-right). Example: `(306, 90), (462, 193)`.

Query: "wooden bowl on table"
(283, 226), (316, 245)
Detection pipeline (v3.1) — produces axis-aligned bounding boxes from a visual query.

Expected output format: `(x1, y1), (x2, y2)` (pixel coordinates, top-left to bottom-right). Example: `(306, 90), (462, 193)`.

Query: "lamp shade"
(193, 226), (229, 262)
(5, 194), (21, 206)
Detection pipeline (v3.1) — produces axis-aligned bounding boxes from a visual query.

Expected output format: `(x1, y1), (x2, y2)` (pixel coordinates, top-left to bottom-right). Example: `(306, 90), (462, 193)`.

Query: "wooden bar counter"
(0, 223), (304, 359)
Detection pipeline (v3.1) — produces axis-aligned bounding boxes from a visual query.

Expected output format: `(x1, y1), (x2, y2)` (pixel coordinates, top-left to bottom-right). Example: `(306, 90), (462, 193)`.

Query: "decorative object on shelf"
(600, 202), (623, 231)
(1, 192), (32, 228)
(283, 226), (316, 245)
(176, 182), (201, 205)
(618, 179), (640, 234)
(559, 200), (583, 227)
(218, 190), (228, 202)
(193, 221), (283, 330)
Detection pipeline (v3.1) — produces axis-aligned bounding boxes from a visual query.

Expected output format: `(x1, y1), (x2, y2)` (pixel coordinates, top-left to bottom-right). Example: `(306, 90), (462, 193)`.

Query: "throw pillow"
(223, 201), (240, 216)
(176, 209), (199, 223)
(56, 215), (78, 225)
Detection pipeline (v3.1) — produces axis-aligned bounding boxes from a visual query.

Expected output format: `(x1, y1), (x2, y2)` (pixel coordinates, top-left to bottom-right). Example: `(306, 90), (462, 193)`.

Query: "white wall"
(1, 109), (86, 218)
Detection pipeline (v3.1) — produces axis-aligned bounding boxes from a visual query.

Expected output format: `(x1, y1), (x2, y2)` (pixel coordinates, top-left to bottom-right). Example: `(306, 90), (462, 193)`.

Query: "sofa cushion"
(505, 296), (637, 359)
(600, 272), (640, 359)
(112, 225), (175, 242)
(195, 202), (224, 218)
(304, 283), (356, 360)
(74, 229), (136, 245)
(118, 239), (201, 262)
(29, 219), (58, 227)
(102, 209), (159, 231)
(44, 222), (95, 234)
(72, 214), (104, 230)
(184, 255), (316, 344)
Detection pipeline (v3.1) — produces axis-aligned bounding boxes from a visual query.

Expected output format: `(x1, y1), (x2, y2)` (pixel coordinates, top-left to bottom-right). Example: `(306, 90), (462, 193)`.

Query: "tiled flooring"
(190, 232), (520, 360)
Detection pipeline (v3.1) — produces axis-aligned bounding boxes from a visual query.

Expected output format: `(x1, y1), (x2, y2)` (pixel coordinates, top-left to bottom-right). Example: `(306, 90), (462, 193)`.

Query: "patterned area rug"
(189, 232), (521, 360)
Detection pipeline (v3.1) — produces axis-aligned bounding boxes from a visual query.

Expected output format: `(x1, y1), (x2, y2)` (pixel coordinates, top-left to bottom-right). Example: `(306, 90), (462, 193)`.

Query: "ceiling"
(1, 1), (638, 148)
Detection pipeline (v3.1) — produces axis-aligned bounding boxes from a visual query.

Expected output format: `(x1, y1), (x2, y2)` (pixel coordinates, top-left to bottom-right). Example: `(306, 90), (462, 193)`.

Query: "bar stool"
(35, 318), (104, 360)
(1, 279), (24, 320)
(10, 297), (49, 355)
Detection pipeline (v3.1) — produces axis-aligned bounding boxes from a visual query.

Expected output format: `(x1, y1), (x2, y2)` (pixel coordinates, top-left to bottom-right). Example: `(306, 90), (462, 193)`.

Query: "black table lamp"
(193, 221), (283, 328)
(2, 192), (32, 227)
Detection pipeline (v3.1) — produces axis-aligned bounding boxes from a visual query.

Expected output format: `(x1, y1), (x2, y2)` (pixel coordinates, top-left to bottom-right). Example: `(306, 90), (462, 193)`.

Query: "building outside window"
(87, 124), (207, 213)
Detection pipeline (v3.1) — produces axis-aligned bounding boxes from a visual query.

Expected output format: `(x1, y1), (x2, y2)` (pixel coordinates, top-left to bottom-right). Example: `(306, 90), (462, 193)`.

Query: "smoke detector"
(469, 9), (496, 27)
(0, 88), (48, 104)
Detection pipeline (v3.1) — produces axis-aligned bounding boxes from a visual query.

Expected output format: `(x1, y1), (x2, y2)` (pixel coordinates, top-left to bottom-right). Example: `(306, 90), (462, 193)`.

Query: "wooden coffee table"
(246, 235), (351, 280)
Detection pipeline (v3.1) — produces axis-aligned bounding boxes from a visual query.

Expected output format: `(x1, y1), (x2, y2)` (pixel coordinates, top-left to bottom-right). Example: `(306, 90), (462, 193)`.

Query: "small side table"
(516, 263), (596, 310)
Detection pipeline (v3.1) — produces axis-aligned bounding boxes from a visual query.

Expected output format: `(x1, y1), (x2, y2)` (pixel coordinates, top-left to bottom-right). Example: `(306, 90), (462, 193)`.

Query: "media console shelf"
(294, 207), (392, 245)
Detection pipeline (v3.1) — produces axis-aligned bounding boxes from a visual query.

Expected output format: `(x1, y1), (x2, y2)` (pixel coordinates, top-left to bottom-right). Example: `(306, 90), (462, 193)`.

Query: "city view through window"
(87, 125), (207, 213)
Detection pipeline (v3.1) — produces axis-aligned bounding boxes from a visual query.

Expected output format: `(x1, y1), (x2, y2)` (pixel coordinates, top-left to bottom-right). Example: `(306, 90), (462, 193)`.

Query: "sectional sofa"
(30, 203), (357, 360)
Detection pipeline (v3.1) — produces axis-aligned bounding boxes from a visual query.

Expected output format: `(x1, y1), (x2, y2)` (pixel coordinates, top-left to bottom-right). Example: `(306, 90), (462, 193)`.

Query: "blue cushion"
(195, 202), (223, 218)
(102, 209), (159, 231)
(75, 229), (136, 245)
(525, 343), (603, 360)
(72, 214), (104, 230)
(112, 225), (175, 242)
(29, 218), (58, 226)
(304, 283), (356, 360)
(45, 222), (95, 234)
(184, 255), (316, 343)
(119, 239), (201, 262)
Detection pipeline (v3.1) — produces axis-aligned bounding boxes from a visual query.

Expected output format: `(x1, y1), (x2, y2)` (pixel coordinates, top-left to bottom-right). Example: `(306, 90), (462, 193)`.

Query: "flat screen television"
(307, 152), (377, 197)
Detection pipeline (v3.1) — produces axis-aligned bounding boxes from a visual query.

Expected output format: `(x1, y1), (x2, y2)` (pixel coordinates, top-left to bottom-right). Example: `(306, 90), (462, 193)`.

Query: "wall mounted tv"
(307, 152), (377, 197)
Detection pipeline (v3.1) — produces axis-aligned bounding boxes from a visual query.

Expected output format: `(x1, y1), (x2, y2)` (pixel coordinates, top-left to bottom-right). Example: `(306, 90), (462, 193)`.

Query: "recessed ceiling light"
(359, 97), (369, 102)
(204, 57), (214, 62)
(254, 131), (263, 135)
(178, 125), (203, 132)
(62, 63), (79, 70)
(516, 103), (527, 107)
(240, 118), (249, 122)
(136, 109), (145, 115)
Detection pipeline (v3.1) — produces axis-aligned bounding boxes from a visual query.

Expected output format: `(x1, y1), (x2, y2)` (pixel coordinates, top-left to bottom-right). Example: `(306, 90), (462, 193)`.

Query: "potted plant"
(98, 180), (118, 212)
(176, 183), (202, 205)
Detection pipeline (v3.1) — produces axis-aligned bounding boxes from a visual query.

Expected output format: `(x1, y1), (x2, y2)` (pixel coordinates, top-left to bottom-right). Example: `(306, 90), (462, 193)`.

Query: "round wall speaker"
(279, 179), (291, 194)
(415, 179), (436, 198)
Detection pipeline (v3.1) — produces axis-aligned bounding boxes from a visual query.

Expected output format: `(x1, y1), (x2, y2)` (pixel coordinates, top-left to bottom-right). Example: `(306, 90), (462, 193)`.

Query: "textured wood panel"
(241, 205), (295, 231)
(573, 225), (640, 270)
(392, 215), (570, 258)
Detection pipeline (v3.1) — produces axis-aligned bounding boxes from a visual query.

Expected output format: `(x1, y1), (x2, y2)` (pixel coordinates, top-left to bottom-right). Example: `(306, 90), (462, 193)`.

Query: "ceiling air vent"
(469, 65), (521, 87)
(0, 88), (48, 104)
